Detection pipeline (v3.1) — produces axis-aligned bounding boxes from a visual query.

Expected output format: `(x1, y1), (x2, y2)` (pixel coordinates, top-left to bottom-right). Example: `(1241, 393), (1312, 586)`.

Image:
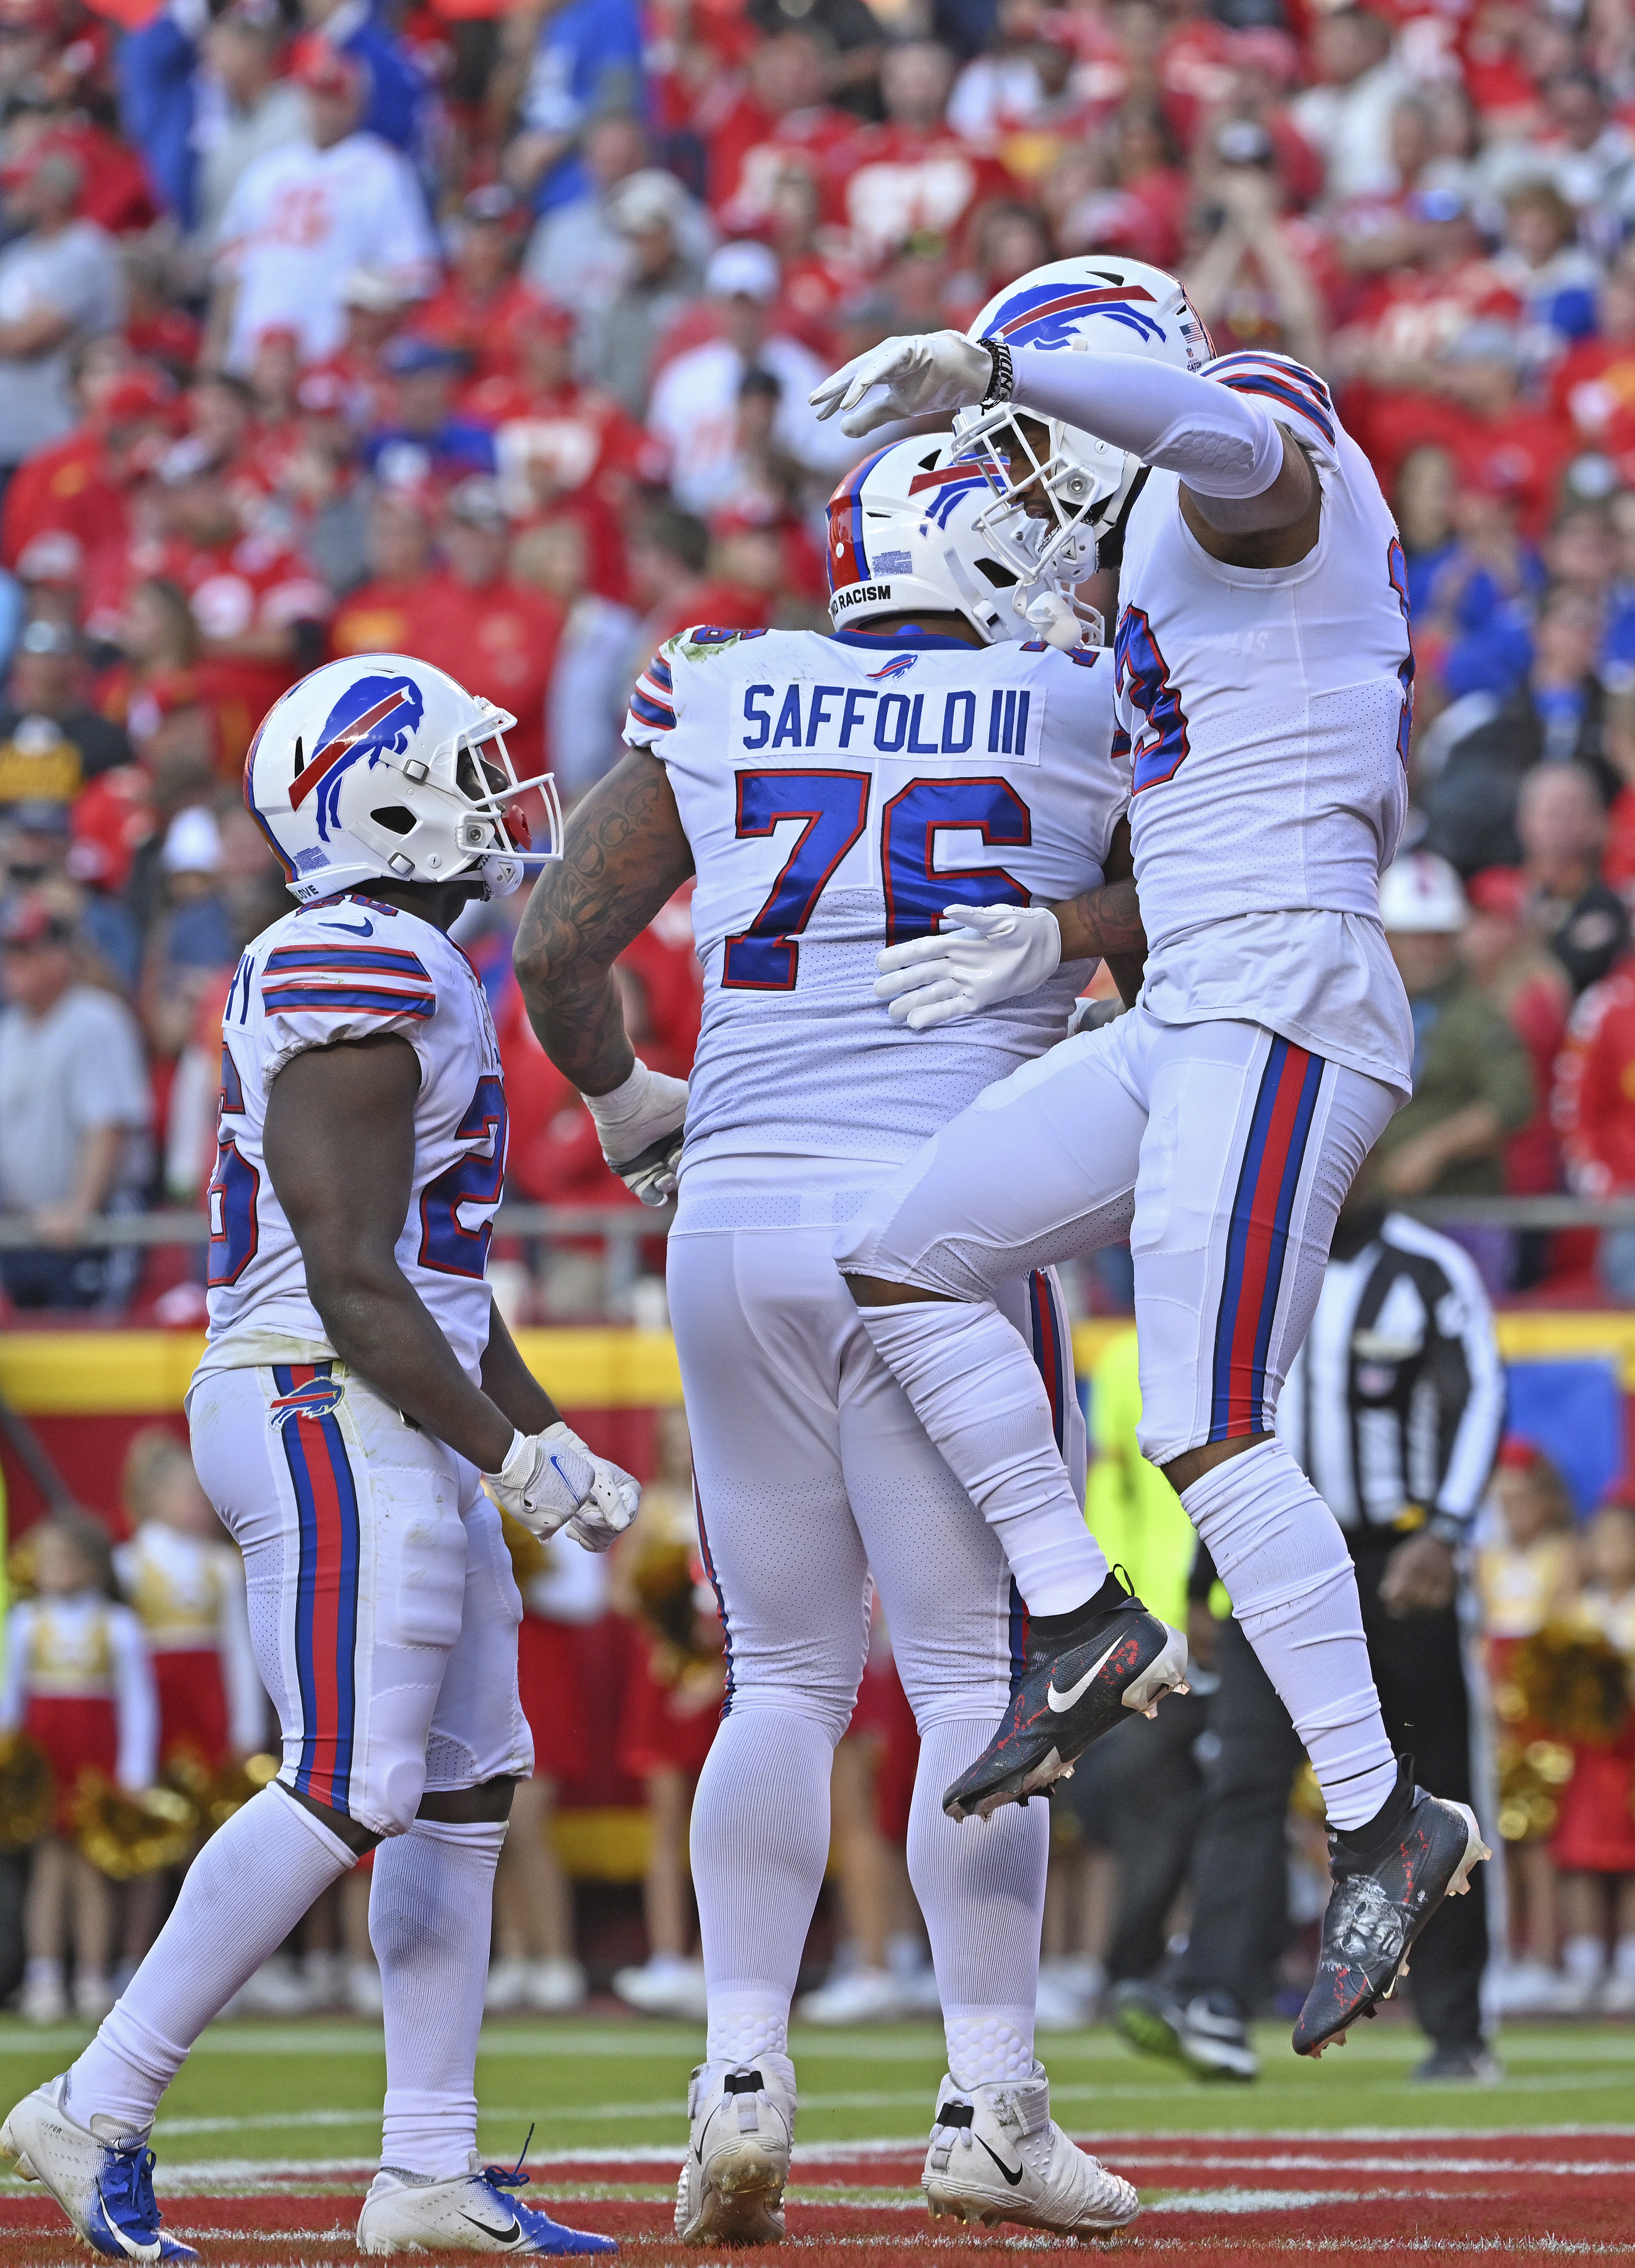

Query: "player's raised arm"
(264, 1029), (545, 1472)
(811, 328), (1317, 551)
(513, 746), (695, 1201)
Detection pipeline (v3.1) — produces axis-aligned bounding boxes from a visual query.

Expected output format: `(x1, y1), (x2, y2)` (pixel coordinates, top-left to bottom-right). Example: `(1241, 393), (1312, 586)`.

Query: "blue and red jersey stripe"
(274, 1362), (361, 1816)
(1206, 353), (1336, 447)
(1209, 1038), (1325, 1441)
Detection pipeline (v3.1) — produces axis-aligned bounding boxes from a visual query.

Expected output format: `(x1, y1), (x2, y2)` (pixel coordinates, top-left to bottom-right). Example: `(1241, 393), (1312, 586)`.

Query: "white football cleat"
(358, 2154), (615, 2255)
(0, 2075), (198, 2261)
(611, 1952), (708, 2020)
(674, 2055), (796, 2245)
(795, 1965), (905, 2025)
(922, 2068), (1139, 2235)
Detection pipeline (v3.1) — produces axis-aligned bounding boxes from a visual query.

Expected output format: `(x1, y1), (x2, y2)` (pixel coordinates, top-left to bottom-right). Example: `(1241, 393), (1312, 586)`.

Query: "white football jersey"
(197, 891), (504, 1385)
(1114, 352), (1414, 1096)
(623, 624), (1123, 1175)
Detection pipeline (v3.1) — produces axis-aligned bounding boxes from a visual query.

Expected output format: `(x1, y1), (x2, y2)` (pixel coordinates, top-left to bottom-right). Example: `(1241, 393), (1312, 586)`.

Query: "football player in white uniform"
(2, 657), (632, 2262)
(811, 258), (1489, 2060)
(514, 435), (1153, 2242)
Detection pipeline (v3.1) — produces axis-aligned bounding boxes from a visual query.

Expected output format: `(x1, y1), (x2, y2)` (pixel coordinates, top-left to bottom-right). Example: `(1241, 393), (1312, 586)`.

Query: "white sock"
(859, 1302), (1108, 1613)
(909, 1721), (1047, 2090)
(1181, 1440), (1396, 1832)
(1613, 1935), (1635, 1982)
(67, 1787), (353, 2136)
(690, 1707), (834, 2064)
(373, 1818), (507, 2180)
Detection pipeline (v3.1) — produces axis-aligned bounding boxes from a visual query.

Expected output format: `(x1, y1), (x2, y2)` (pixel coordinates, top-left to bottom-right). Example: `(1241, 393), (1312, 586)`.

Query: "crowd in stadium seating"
(8, 0), (1635, 1311)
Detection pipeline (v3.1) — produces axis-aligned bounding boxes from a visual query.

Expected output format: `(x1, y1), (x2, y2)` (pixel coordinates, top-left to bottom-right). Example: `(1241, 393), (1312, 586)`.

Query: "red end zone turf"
(2, 2133), (1633, 2264)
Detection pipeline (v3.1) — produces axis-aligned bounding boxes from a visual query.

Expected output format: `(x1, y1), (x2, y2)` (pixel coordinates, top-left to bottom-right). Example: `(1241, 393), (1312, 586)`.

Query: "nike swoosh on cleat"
(325, 917), (374, 936)
(1046, 1638), (1119, 1713)
(460, 2212), (524, 2244)
(976, 2140), (1025, 2187)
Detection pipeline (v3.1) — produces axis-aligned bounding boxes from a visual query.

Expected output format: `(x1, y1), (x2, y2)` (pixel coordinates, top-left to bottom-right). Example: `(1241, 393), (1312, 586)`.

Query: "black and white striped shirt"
(1278, 1212), (1506, 1544)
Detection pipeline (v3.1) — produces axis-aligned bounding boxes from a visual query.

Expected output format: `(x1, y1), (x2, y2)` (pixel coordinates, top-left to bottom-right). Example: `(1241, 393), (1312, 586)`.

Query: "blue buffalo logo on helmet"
(984, 280), (1166, 353)
(908, 460), (997, 529)
(289, 673), (427, 841)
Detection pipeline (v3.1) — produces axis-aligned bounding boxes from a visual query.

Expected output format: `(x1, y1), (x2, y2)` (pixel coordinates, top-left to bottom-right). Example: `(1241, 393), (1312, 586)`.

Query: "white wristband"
(582, 1060), (656, 1144)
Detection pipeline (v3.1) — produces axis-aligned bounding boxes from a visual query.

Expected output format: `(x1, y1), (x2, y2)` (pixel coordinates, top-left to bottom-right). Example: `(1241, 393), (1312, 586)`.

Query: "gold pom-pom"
(0, 1732), (55, 1849)
(1512, 1626), (1632, 1746)
(71, 1775), (199, 1881)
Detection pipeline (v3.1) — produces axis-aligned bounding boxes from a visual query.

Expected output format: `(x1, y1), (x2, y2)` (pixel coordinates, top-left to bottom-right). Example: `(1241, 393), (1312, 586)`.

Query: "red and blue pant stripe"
(693, 1475), (734, 1719)
(274, 1362), (361, 1816)
(1208, 1037), (1325, 1443)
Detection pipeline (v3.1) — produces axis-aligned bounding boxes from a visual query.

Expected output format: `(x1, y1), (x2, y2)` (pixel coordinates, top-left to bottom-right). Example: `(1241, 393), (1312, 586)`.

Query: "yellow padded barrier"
(0, 1315), (1633, 1415)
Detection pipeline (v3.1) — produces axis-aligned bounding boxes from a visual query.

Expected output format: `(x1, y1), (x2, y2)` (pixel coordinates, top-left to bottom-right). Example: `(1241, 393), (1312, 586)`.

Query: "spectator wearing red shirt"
(0, 365), (174, 591)
(1553, 947), (1635, 1296)
(409, 184), (539, 389)
(1462, 864), (1572, 1196)
(409, 475), (564, 785)
(708, 26), (854, 229)
(1338, 191), (1522, 470)
(1442, 322), (1576, 543)
(329, 491), (434, 657)
(465, 296), (654, 601)
(1552, 256), (1635, 462)
(826, 41), (1014, 271)
(124, 438), (332, 755)
(299, 263), (416, 436)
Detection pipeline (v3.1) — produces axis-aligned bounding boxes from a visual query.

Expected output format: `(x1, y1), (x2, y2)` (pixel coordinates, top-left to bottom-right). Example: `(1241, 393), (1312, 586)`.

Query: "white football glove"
(809, 329), (993, 440)
(486, 1422), (640, 1552)
(873, 903), (1063, 1030)
(582, 1059), (688, 1206)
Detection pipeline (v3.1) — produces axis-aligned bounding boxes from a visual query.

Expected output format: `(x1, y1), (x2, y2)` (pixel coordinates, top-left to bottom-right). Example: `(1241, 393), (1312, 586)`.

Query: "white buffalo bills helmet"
(955, 256), (1214, 585)
(826, 432), (1098, 650)
(243, 654), (563, 903)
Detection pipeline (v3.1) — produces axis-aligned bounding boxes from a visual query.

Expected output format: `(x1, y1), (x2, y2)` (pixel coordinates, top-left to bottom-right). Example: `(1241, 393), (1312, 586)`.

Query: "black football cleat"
(942, 1573), (1189, 1822)
(1292, 1756), (1490, 2058)
(1111, 1981), (1259, 2083)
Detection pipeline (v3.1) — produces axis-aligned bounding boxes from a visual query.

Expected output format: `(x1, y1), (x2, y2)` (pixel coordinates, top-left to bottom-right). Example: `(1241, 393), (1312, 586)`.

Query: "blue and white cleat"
(0, 2075), (198, 2262)
(357, 2151), (617, 2255)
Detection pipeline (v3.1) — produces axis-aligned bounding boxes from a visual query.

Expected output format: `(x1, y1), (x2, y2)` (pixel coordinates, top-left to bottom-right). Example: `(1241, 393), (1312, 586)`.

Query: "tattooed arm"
(513, 748), (695, 1094)
(1056, 814), (1148, 1010)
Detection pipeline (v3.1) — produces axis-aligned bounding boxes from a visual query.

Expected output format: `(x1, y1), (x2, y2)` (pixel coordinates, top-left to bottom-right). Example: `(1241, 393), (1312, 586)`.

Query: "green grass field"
(0, 2014), (1629, 2173)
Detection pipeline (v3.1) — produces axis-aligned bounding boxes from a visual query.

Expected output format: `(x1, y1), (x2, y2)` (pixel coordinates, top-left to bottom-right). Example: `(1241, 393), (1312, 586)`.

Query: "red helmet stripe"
(290, 688), (413, 809)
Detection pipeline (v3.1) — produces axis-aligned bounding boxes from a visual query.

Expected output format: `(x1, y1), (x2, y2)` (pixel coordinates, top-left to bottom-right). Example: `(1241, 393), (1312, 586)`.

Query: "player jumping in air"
(809, 256), (1489, 2060)
(514, 435), (1155, 2242)
(2, 657), (634, 2259)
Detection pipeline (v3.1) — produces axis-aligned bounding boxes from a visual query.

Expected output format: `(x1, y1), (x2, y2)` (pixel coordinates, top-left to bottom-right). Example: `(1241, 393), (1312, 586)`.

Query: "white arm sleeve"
(0, 1607), (29, 1733)
(1010, 348), (1285, 498)
(217, 1552), (270, 1755)
(110, 1609), (158, 1792)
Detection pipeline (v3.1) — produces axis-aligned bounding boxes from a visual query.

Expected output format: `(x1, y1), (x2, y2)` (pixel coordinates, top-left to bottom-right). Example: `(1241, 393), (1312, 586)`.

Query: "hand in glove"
(582, 1059), (688, 1206)
(809, 330), (993, 440)
(873, 903), (1062, 1030)
(487, 1422), (640, 1552)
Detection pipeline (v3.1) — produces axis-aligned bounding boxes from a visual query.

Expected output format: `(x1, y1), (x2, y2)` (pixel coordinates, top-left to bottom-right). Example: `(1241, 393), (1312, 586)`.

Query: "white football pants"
(837, 1008), (1397, 1465)
(668, 1209), (1082, 2049)
(189, 1361), (532, 1836)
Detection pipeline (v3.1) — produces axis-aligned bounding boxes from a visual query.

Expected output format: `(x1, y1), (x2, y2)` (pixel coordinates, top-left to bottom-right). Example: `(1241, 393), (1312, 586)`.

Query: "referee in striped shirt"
(1114, 1195), (1506, 2084)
